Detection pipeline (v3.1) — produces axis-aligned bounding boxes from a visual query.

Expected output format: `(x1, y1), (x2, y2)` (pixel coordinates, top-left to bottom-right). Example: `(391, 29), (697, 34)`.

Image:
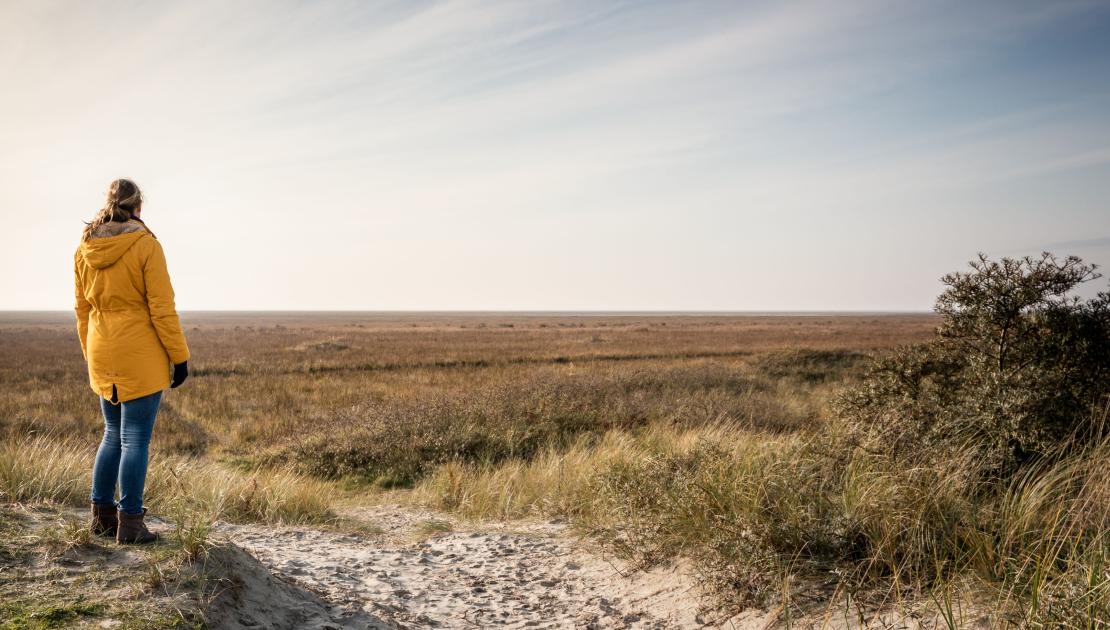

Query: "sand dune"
(216, 505), (759, 629)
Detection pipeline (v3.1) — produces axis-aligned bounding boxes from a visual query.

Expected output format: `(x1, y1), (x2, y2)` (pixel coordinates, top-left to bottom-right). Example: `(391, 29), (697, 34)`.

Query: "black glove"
(171, 361), (188, 388)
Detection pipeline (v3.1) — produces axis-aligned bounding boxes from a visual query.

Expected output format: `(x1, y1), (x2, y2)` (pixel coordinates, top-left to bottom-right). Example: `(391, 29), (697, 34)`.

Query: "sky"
(2, 0), (1109, 311)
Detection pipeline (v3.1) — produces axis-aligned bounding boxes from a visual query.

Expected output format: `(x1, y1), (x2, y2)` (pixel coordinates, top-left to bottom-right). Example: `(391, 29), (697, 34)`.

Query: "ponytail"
(82, 179), (156, 240)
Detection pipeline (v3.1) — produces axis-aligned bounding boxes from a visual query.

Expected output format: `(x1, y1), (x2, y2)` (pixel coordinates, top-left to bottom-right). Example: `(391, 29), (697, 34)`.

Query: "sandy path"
(217, 505), (755, 629)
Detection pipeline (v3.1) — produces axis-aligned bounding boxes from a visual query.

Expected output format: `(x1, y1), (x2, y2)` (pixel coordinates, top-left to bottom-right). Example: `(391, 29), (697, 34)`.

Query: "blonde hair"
(82, 179), (156, 241)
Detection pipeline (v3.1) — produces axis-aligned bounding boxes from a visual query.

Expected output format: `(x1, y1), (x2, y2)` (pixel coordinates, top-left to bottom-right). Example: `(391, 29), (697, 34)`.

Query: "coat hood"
(79, 221), (149, 269)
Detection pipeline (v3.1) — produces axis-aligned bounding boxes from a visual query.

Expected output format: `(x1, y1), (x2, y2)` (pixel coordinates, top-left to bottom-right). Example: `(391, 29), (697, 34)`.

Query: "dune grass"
(0, 503), (223, 630)
(0, 433), (334, 526)
(410, 418), (1110, 626)
(19, 312), (1105, 623)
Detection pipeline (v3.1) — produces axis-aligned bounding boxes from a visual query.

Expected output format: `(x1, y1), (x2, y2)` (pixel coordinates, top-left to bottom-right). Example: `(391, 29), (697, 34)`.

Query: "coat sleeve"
(142, 238), (190, 364)
(74, 251), (91, 361)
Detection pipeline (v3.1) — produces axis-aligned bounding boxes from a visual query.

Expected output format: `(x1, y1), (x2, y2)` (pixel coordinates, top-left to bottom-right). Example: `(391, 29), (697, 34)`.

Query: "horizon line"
(0, 309), (937, 315)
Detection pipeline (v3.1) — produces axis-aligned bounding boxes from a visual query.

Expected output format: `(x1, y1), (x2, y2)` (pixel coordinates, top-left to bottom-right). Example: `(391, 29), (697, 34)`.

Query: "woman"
(74, 179), (190, 544)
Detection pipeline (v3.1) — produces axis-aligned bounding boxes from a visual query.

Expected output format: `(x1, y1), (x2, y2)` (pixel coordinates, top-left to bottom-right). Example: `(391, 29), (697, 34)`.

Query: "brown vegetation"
(0, 312), (933, 464)
(10, 308), (1106, 626)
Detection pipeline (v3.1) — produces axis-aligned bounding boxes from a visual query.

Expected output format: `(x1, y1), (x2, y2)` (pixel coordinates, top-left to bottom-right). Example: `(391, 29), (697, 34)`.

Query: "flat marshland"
(0, 312), (933, 463)
(2, 310), (1107, 628)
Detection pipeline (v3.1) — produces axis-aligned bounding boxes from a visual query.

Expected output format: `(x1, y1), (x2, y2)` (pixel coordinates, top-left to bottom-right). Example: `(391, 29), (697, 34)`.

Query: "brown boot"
(116, 508), (159, 544)
(90, 503), (118, 538)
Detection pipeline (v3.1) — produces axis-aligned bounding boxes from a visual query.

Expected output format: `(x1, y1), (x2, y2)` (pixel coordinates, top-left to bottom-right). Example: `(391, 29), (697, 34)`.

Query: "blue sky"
(2, 0), (1109, 310)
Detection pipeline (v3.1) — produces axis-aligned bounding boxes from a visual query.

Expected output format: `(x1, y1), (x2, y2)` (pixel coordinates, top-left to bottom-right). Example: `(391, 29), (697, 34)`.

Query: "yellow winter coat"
(74, 220), (190, 403)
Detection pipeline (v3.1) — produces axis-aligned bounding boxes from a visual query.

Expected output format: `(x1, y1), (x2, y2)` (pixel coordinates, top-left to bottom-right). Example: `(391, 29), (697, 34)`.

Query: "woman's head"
(106, 179), (143, 218)
(83, 179), (154, 240)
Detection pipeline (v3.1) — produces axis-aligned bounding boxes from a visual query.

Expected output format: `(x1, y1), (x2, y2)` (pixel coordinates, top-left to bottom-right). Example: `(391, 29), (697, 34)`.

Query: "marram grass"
(0, 433), (334, 525)
(412, 421), (1110, 626)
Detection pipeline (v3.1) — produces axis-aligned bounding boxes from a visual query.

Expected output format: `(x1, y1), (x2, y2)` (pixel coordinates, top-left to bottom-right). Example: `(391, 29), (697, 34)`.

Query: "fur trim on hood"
(89, 220), (146, 240)
(79, 221), (150, 269)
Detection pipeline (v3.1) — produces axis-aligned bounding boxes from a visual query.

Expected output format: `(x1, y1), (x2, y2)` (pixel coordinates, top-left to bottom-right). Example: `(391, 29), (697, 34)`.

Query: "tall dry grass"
(0, 433), (334, 525)
(278, 362), (826, 486)
(30, 312), (1087, 622)
(411, 418), (1109, 625)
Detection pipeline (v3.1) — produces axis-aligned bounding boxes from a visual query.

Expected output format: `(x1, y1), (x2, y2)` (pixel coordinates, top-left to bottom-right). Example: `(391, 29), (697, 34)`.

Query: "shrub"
(837, 253), (1110, 478)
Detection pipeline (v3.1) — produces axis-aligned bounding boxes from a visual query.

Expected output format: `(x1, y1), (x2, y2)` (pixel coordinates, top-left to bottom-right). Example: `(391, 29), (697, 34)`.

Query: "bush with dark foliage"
(838, 253), (1110, 479)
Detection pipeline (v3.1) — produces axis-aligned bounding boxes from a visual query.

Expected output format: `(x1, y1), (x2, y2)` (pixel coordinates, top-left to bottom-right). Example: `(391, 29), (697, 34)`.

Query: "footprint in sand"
(217, 504), (757, 629)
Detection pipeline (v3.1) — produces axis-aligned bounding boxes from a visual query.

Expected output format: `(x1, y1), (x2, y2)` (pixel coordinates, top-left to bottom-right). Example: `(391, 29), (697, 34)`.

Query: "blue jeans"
(90, 390), (162, 515)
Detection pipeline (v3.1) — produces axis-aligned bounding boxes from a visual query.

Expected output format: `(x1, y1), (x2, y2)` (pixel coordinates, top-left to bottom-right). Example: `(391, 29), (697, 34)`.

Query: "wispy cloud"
(2, 0), (1109, 309)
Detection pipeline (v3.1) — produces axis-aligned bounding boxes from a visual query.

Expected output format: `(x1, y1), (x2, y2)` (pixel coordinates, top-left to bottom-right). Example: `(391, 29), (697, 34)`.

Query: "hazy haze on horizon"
(3, 0), (1109, 310)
